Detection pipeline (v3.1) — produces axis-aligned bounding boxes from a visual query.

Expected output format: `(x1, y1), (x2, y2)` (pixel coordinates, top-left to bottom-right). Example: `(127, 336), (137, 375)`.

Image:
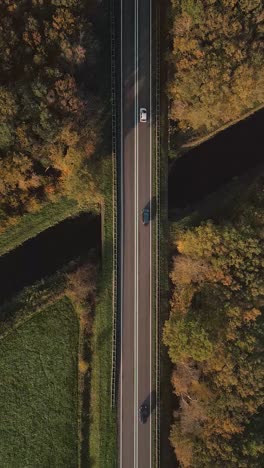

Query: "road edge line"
(120, 0), (123, 465)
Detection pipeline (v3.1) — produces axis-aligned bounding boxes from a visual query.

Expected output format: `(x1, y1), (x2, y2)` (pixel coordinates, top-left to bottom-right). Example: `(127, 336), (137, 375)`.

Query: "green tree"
(0, 0), (101, 227)
(168, 0), (264, 140)
(163, 318), (213, 363)
(165, 185), (264, 466)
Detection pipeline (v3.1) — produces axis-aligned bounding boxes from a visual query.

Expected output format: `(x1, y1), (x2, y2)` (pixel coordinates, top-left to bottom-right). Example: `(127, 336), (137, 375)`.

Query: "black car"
(142, 207), (150, 225)
(139, 403), (149, 424)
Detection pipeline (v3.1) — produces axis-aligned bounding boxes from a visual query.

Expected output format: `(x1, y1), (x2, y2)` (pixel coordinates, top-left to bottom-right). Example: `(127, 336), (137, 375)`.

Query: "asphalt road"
(119, 0), (153, 466)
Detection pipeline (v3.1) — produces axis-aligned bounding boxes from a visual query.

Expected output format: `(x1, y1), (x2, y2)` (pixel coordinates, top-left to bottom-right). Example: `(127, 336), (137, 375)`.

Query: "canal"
(0, 213), (101, 305)
(169, 108), (264, 211)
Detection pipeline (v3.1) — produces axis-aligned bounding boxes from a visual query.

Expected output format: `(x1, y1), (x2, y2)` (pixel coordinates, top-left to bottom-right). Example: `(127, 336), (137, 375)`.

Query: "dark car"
(142, 207), (150, 225)
(139, 403), (149, 424)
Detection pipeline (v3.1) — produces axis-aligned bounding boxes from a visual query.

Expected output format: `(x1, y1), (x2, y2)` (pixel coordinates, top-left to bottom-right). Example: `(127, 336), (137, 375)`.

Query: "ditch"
(0, 212), (101, 305)
(169, 108), (264, 212)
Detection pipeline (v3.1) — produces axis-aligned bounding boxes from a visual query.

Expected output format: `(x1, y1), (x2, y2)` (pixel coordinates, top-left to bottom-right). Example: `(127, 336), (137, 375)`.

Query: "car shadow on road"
(142, 390), (156, 414)
(143, 196), (156, 222)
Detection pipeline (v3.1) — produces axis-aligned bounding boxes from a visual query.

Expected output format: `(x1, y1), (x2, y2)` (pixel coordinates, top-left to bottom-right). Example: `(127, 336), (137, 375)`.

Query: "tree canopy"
(0, 0), (102, 232)
(164, 176), (264, 467)
(168, 0), (264, 140)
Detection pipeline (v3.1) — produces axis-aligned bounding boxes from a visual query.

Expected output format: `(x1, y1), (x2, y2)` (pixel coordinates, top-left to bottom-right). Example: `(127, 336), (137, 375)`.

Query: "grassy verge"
(152, 1), (172, 464)
(159, 101), (176, 467)
(159, 113), (175, 468)
(88, 0), (116, 462)
(89, 156), (116, 468)
(0, 296), (79, 467)
(181, 104), (264, 150)
(158, 0), (177, 466)
(151, 0), (158, 464)
(0, 197), (84, 257)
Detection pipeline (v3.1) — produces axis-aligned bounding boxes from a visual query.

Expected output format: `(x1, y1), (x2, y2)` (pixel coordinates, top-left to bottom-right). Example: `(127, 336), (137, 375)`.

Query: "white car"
(140, 108), (147, 122)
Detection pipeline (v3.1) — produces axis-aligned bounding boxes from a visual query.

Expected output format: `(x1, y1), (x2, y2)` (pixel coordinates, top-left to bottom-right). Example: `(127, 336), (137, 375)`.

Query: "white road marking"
(149, 0), (153, 464)
(120, 0), (123, 466)
(134, 0), (139, 465)
(134, 0), (139, 464)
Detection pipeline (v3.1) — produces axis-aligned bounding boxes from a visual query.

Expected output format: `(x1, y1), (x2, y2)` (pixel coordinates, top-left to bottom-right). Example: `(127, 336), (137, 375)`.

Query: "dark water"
(169, 108), (264, 210)
(0, 213), (100, 305)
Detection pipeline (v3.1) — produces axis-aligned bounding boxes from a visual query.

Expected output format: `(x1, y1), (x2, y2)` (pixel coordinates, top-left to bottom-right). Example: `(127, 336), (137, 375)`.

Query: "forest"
(0, 0), (102, 233)
(164, 174), (264, 467)
(168, 0), (264, 140)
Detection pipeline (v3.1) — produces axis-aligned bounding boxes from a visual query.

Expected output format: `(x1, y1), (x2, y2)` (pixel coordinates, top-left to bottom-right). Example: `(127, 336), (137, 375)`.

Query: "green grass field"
(0, 296), (79, 468)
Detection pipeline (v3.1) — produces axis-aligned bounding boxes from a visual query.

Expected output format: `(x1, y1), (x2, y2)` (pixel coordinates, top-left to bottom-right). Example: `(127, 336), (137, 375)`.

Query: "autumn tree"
(164, 180), (264, 467)
(0, 0), (102, 230)
(168, 0), (264, 142)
